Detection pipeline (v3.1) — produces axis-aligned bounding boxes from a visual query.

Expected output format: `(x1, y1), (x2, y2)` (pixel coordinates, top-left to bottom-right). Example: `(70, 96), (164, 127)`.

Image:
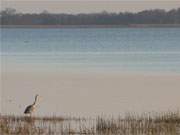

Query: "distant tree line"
(0, 8), (180, 25)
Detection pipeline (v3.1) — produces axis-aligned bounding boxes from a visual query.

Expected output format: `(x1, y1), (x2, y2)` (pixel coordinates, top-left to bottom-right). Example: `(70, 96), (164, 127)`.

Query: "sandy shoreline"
(1, 71), (180, 116)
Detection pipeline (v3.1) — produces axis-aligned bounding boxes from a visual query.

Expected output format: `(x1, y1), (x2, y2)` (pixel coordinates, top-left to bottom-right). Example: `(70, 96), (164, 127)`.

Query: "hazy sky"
(1, 0), (180, 13)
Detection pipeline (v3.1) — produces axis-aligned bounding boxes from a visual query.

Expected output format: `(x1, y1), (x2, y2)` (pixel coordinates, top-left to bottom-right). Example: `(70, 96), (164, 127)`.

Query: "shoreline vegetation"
(1, 8), (180, 27)
(1, 24), (180, 28)
(1, 111), (180, 135)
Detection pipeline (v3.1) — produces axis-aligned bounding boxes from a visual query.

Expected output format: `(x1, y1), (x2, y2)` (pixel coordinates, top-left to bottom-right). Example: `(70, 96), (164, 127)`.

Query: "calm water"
(1, 28), (180, 116)
(1, 28), (180, 72)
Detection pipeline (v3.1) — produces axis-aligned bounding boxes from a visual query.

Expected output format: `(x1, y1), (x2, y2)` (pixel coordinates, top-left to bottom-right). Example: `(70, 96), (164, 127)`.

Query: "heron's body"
(24, 105), (35, 114)
(24, 95), (39, 115)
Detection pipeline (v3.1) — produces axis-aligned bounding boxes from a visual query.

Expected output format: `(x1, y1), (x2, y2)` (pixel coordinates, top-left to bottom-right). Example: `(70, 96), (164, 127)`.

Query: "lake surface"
(1, 28), (180, 116)
(1, 28), (180, 72)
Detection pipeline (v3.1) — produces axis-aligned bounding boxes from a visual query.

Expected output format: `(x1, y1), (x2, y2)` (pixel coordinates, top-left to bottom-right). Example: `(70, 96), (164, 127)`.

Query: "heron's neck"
(33, 97), (38, 106)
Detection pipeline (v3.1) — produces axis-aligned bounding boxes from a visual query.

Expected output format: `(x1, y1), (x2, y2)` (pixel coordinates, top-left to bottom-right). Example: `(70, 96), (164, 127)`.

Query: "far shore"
(1, 24), (180, 28)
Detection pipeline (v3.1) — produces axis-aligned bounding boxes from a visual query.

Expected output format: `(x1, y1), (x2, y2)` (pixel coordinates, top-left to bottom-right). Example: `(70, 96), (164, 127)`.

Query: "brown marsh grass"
(0, 111), (180, 135)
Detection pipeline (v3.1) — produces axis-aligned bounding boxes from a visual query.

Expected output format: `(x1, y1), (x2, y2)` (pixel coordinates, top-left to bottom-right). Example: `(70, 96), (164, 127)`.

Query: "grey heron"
(24, 94), (39, 116)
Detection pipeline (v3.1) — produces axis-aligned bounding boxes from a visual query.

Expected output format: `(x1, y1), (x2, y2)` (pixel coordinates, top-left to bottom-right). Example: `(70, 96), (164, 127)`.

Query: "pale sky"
(1, 0), (180, 13)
